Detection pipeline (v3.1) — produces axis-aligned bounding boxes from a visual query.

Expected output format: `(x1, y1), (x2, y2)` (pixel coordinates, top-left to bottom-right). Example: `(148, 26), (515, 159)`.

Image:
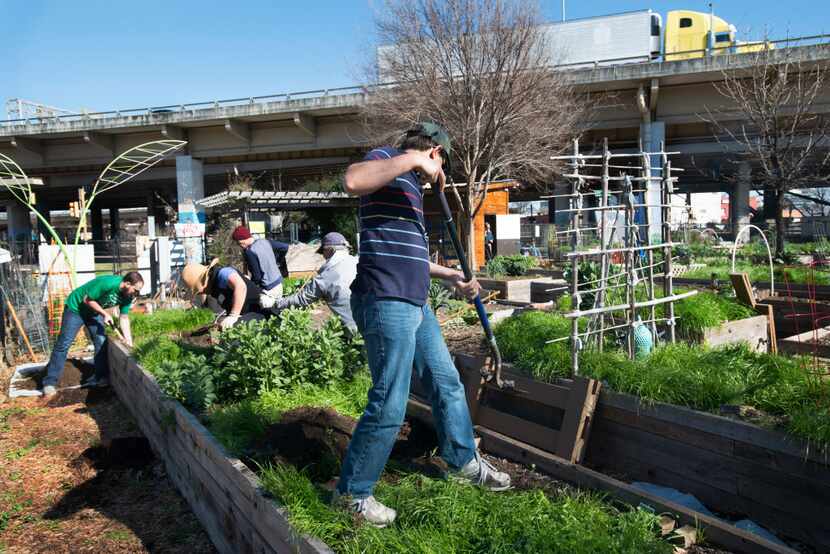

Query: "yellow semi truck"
(665, 9), (771, 61)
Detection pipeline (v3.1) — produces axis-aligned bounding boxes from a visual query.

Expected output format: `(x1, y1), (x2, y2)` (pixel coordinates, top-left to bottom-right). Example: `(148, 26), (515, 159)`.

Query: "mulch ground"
(0, 363), (215, 554)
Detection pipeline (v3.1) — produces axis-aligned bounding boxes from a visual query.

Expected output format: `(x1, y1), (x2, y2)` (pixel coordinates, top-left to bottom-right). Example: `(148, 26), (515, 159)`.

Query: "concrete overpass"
(2, 42), (829, 241)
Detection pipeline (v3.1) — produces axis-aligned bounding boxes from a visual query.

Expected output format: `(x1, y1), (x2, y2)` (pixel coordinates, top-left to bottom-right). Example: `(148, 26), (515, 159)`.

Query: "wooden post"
(6, 299), (36, 362)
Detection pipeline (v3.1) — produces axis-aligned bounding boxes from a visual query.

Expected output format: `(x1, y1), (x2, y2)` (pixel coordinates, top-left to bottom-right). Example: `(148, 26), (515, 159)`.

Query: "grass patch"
(495, 310), (830, 449)
(130, 308), (214, 342)
(673, 291), (756, 340)
(207, 372), (372, 456)
(683, 262), (830, 286)
(258, 465), (671, 554)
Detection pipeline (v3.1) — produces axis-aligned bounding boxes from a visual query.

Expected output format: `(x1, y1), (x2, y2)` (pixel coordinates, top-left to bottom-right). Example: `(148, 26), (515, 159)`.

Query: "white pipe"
(731, 224), (774, 295)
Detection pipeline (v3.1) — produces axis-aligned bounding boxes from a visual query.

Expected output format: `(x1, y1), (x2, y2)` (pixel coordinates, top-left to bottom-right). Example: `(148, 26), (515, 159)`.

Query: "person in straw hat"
(181, 259), (270, 328)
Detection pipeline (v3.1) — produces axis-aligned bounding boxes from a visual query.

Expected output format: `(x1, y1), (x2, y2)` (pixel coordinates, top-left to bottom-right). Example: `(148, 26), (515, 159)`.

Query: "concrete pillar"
(639, 120), (665, 242)
(6, 201), (32, 242)
(175, 156), (205, 224)
(34, 200), (51, 242)
(109, 208), (120, 240)
(732, 162), (752, 234)
(91, 207), (104, 242)
(549, 184), (571, 227)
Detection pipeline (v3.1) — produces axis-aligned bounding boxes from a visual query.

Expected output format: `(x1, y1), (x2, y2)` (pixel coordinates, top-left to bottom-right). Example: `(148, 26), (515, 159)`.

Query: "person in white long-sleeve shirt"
(274, 232), (358, 334)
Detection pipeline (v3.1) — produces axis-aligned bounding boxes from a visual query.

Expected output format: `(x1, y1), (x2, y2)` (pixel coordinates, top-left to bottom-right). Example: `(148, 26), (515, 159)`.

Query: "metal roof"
(197, 190), (358, 211)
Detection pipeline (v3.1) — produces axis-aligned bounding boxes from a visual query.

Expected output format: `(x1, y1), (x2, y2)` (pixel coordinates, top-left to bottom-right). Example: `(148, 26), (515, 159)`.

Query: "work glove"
(219, 314), (240, 330)
(259, 292), (276, 309)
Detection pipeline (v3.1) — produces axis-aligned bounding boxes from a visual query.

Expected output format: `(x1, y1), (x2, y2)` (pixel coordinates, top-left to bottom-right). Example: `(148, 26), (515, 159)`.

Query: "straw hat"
(182, 258), (219, 294)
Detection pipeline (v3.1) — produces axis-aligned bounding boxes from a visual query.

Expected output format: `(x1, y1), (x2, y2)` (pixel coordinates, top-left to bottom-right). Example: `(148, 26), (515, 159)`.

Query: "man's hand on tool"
(451, 272), (481, 300)
(102, 312), (114, 327)
(219, 314), (240, 330)
(415, 150), (445, 186)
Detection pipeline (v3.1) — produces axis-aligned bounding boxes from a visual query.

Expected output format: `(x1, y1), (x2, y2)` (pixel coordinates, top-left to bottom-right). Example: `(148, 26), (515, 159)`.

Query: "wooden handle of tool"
(6, 299), (36, 362)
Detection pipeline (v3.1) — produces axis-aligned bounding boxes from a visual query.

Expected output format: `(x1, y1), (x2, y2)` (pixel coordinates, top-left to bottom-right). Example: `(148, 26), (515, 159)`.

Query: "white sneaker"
(452, 452), (512, 491)
(331, 491), (396, 528)
(42, 385), (57, 397)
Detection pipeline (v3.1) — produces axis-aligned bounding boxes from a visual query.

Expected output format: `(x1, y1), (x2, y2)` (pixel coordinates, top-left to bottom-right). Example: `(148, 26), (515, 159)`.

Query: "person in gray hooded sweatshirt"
(273, 232), (358, 334)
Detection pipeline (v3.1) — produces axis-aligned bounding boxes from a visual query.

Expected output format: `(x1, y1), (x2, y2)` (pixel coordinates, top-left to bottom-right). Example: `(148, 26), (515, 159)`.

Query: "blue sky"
(2, 0), (827, 115)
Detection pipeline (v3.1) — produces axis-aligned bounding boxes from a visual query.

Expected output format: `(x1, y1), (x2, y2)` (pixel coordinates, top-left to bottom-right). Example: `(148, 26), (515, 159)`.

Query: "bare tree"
(364, 0), (585, 267)
(702, 43), (830, 257)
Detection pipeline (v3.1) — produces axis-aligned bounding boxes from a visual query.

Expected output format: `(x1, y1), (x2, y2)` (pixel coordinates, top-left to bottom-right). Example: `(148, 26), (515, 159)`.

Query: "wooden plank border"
(108, 341), (332, 554)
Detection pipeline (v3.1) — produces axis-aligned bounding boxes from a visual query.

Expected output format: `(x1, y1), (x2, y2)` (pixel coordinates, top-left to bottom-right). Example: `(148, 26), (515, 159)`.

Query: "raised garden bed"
(111, 308), (694, 553)
(410, 353), (823, 552)
(107, 340), (330, 554)
(779, 325), (830, 357)
(530, 278), (568, 303)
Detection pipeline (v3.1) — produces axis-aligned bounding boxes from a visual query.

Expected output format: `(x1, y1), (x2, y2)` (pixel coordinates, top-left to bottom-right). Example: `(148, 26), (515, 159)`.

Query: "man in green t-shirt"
(42, 272), (144, 397)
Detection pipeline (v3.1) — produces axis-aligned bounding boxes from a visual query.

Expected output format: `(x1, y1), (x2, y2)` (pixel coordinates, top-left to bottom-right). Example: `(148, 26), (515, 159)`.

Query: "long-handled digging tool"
(435, 174), (514, 390)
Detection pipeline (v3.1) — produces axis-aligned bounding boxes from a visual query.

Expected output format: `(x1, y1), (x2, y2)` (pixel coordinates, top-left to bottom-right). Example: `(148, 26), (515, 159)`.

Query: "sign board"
(250, 221), (266, 238)
(0, 248), (10, 265)
(174, 223), (206, 265)
(38, 244), (96, 300)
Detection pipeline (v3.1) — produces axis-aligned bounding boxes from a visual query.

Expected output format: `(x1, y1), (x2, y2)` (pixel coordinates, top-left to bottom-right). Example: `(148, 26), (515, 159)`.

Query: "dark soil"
(443, 323), (489, 357)
(13, 358), (94, 392)
(252, 406), (580, 493)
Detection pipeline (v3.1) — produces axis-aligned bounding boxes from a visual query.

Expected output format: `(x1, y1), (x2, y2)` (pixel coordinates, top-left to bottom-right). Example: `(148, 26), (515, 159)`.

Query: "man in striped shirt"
(333, 123), (510, 527)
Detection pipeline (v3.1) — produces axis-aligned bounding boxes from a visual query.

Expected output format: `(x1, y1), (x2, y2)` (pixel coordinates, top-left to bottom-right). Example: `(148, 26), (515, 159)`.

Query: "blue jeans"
(43, 309), (109, 387)
(337, 293), (477, 498)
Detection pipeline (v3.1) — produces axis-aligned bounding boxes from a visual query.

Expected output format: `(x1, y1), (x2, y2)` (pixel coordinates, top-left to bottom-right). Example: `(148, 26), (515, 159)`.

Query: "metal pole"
(596, 138), (610, 351)
(435, 176), (511, 389)
(569, 138), (580, 375)
(662, 143), (676, 343)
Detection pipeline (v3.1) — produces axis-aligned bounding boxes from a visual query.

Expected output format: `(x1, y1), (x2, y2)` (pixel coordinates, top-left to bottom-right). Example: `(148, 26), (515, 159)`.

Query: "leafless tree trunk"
(702, 43), (830, 257)
(363, 0), (585, 267)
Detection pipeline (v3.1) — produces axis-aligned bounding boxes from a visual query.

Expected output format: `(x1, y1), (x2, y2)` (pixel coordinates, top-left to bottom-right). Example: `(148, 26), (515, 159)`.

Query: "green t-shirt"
(65, 275), (134, 319)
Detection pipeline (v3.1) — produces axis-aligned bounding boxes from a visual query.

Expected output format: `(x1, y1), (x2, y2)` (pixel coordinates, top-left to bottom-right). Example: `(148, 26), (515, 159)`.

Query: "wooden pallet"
(411, 352), (601, 464)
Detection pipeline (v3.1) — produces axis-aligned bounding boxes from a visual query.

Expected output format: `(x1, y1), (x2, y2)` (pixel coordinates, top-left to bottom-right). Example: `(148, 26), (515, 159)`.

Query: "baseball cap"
(410, 121), (452, 171)
(317, 232), (350, 253)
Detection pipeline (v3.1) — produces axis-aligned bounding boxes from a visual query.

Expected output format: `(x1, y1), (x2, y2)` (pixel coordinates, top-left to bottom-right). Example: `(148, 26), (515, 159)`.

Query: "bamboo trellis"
(550, 138), (695, 376)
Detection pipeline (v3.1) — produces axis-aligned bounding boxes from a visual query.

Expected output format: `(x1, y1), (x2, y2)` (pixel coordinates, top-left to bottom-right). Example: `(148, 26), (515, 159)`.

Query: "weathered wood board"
(108, 341), (332, 554)
(779, 324), (830, 357)
(701, 314), (770, 352)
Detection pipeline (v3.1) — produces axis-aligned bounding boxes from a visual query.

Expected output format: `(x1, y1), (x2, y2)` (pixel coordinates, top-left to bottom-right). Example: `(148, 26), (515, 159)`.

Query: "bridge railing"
(1, 33), (829, 129)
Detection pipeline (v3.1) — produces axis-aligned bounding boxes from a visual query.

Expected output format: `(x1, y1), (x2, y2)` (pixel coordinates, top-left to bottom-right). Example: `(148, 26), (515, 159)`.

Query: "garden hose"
(435, 173), (513, 390)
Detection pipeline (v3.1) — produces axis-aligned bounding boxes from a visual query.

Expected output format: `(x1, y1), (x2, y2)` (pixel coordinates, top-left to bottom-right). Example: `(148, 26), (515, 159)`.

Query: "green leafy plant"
(154, 352), (216, 413)
(484, 255), (537, 278)
(428, 279), (452, 312)
(211, 309), (360, 402)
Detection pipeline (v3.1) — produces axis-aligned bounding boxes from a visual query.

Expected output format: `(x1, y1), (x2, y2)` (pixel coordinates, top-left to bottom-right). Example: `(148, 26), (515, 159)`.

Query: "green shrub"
(282, 277), (305, 296)
(211, 309), (361, 403)
(428, 278), (452, 312)
(484, 255), (537, 278)
(132, 336), (183, 373)
(153, 352), (216, 413)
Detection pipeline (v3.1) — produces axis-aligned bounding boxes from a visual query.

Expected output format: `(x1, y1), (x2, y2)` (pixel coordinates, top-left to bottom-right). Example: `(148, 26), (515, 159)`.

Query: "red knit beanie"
(231, 226), (252, 241)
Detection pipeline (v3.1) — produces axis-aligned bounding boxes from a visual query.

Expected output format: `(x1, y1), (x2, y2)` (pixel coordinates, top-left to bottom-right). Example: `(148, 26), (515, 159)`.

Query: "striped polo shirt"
(351, 146), (431, 305)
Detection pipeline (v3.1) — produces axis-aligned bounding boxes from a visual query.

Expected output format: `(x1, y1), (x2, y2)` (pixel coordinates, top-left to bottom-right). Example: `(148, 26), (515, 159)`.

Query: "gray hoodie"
(275, 249), (358, 333)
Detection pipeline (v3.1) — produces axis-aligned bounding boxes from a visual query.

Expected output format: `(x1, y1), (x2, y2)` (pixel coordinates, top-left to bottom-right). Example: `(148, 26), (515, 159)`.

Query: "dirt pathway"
(0, 383), (214, 553)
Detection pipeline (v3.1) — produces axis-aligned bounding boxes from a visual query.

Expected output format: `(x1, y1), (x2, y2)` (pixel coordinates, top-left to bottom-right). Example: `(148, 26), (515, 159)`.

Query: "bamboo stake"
(6, 299), (36, 362)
